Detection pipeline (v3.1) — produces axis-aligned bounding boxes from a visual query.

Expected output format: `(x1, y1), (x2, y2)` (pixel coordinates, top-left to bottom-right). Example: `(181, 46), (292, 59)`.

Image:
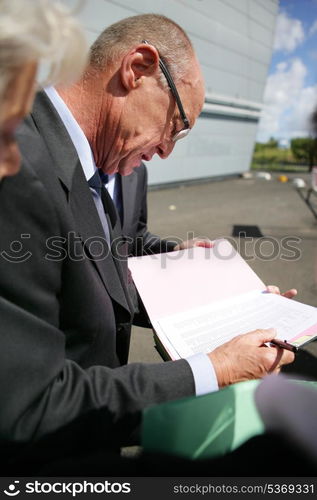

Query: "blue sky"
(257, 0), (317, 144)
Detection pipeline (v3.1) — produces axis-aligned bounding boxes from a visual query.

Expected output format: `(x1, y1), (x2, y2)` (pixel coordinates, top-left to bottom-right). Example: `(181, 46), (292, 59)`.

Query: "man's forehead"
(180, 60), (204, 104)
(178, 76), (205, 122)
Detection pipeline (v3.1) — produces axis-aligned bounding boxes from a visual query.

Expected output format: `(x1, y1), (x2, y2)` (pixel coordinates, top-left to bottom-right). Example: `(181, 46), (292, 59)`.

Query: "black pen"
(270, 339), (299, 353)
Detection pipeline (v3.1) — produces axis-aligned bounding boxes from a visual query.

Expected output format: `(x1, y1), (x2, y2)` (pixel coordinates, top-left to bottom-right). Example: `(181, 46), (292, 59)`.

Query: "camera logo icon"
(3, 481), (20, 496)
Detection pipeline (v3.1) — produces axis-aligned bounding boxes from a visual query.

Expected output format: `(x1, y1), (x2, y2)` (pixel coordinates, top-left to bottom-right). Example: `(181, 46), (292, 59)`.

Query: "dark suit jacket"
(120, 165), (177, 256)
(0, 92), (195, 455)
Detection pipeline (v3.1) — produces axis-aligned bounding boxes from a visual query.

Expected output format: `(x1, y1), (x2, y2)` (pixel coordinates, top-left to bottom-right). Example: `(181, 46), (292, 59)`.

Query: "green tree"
(290, 137), (317, 171)
(254, 137), (278, 152)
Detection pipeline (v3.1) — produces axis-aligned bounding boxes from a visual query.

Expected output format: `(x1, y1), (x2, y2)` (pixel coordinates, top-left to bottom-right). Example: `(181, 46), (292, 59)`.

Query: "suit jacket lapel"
(31, 92), (78, 193)
(30, 92), (132, 313)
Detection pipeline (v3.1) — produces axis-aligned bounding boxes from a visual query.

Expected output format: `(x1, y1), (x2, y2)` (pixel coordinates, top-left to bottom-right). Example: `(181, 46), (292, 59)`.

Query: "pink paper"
(129, 239), (265, 320)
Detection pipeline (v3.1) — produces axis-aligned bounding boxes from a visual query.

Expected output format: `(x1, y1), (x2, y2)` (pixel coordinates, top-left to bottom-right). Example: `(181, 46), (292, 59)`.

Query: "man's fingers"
(266, 285), (297, 300)
(280, 347), (295, 365)
(269, 344), (295, 371)
(208, 328), (295, 387)
(174, 238), (214, 251)
(282, 288), (297, 299)
(243, 327), (277, 344)
(194, 239), (213, 248)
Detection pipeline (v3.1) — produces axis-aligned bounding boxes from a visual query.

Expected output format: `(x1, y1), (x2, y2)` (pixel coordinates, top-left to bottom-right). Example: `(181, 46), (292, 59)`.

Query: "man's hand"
(208, 328), (295, 388)
(173, 237), (213, 251)
(266, 285), (297, 299)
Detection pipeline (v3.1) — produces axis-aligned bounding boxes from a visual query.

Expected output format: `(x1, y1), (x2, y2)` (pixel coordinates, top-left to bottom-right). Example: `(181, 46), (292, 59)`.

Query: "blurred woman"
(0, 0), (87, 179)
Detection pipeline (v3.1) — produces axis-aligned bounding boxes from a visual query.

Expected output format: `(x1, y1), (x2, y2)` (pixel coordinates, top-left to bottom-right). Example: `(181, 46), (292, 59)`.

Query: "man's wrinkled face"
(102, 58), (205, 177)
(0, 61), (37, 180)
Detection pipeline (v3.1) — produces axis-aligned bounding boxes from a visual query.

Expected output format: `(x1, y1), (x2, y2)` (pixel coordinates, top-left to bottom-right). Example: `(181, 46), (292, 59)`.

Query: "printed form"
(154, 290), (317, 359)
(129, 240), (317, 360)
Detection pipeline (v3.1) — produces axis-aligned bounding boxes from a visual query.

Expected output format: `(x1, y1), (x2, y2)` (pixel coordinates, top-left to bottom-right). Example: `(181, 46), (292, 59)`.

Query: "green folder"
(142, 379), (317, 460)
(142, 380), (264, 460)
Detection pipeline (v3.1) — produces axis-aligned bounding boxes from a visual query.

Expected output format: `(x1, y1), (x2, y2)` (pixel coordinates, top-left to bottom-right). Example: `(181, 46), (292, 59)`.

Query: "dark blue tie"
(99, 170), (108, 185)
(88, 170), (111, 243)
(98, 171), (123, 226)
(113, 174), (123, 226)
(91, 169), (117, 227)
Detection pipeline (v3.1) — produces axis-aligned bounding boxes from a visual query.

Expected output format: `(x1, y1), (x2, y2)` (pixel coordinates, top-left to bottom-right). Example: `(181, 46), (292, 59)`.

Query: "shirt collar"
(44, 86), (97, 181)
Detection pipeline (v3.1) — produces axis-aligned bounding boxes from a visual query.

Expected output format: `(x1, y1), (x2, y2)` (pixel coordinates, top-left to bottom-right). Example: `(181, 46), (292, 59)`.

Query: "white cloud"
(274, 12), (305, 53)
(256, 58), (317, 142)
(286, 85), (317, 137)
(263, 58), (307, 107)
(309, 19), (317, 36)
(276, 61), (287, 72)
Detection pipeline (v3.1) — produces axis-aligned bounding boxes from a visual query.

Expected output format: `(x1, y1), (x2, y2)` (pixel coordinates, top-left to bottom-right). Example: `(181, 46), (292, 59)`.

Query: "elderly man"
(1, 14), (293, 464)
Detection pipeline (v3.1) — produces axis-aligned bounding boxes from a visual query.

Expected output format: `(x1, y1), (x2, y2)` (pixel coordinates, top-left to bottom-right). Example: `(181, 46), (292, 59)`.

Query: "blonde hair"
(89, 14), (194, 87)
(0, 0), (88, 97)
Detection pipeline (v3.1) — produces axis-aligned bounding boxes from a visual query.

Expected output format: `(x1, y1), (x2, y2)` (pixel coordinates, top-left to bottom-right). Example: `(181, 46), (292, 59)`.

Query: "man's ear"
(120, 43), (159, 90)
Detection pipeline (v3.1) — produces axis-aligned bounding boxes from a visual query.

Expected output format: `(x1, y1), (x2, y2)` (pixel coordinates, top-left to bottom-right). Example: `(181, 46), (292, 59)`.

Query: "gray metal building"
(63, 0), (278, 185)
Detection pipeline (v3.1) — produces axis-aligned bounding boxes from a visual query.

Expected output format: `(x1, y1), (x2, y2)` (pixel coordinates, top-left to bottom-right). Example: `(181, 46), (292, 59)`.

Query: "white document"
(154, 290), (317, 359)
(129, 239), (317, 360)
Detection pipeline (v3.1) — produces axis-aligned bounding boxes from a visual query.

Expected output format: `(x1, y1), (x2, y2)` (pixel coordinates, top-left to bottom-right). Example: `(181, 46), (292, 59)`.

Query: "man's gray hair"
(89, 14), (194, 87)
(0, 0), (88, 98)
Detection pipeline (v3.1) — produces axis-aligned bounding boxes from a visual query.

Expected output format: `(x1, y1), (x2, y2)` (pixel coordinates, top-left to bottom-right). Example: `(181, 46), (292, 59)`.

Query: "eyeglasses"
(142, 40), (190, 142)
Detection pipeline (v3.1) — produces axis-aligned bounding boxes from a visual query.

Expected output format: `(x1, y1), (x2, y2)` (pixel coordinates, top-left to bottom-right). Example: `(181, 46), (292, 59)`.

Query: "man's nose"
(156, 140), (175, 159)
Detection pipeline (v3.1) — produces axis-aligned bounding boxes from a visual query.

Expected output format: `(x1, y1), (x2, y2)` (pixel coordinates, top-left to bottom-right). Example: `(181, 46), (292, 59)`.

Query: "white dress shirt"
(44, 86), (219, 395)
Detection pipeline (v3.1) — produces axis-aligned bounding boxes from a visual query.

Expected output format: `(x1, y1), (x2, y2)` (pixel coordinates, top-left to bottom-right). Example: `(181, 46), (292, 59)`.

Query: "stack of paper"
(129, 239), (317, 360)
